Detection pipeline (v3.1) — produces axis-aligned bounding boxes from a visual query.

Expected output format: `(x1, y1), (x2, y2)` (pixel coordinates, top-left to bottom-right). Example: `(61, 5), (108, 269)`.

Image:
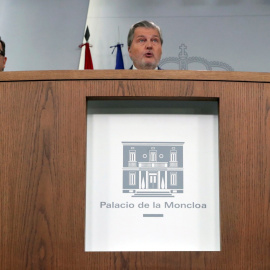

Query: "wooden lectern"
(0, 70), (269, 269)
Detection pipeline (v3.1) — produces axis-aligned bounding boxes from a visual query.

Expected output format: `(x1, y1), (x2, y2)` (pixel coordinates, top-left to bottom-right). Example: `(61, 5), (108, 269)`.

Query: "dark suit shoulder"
(129, 65), (163, 70)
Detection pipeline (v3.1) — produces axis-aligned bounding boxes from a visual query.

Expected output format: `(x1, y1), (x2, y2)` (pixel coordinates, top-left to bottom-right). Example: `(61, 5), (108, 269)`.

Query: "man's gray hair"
(127, 20), (163, 47)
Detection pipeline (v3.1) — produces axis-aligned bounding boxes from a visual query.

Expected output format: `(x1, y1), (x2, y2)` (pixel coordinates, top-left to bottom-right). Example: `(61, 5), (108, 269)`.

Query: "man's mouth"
(145, 52), (153, 57)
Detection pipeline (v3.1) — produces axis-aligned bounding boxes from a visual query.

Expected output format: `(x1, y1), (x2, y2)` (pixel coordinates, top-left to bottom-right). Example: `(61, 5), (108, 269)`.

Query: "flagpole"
(79, 26), (94, 70)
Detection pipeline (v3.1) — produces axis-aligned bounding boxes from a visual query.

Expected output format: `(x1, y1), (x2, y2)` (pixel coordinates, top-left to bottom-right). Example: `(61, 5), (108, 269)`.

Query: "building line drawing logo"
(122, 142), (184, 198)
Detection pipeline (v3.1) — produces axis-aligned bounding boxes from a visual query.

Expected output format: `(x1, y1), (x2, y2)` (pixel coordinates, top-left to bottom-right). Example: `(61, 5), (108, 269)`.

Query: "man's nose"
(145, 40), (152, 49)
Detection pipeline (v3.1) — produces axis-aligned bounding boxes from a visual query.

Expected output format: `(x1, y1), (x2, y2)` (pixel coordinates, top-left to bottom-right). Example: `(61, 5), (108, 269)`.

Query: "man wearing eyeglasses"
(0, 37), (7, 71)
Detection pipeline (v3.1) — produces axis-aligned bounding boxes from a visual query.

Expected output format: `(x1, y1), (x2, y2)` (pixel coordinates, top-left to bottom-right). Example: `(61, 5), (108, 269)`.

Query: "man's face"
(128, 27), (162, 70)
(0, 43), (7, 71)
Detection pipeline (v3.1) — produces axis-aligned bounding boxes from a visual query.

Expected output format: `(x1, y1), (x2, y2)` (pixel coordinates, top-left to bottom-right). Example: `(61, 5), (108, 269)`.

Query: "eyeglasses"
(0, 50), (5, 56)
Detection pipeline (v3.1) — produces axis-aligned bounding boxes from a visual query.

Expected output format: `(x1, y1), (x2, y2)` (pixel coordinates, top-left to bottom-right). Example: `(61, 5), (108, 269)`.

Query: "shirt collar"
(132, 65), (158, 70)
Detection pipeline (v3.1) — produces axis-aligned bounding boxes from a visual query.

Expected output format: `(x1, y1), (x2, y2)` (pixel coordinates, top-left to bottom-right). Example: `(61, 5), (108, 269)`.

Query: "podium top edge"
(1, 69), (270, 83)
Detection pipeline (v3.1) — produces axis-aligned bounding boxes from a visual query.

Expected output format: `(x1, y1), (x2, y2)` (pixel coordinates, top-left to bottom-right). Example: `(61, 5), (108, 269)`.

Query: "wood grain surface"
(1, 69), (270, 83)
(0, 71), (269, 269)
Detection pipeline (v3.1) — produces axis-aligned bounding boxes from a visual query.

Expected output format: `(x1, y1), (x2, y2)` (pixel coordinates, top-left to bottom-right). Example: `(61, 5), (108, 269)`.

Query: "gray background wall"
(1, 0), (270, 72)
(0, 0), (89, 71)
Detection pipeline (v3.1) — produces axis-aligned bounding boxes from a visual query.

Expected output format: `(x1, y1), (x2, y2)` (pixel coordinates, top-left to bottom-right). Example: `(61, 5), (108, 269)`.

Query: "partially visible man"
(0, 37), (7, 71)
(127, 20), (163, 70)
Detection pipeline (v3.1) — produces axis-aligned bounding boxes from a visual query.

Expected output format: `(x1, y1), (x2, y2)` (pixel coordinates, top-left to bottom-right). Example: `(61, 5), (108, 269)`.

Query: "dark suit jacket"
(129, 65), (162, 70)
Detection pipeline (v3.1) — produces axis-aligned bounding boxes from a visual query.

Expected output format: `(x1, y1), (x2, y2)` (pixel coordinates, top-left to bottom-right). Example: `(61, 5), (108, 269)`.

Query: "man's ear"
(3, 57), (7, 68)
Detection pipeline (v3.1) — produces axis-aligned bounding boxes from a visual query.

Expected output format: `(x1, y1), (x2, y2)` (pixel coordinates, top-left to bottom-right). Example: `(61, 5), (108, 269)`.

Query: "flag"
(110, 43), (124, 69)
(79, 42), (93, 69)
(79, 26), (93, 69)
